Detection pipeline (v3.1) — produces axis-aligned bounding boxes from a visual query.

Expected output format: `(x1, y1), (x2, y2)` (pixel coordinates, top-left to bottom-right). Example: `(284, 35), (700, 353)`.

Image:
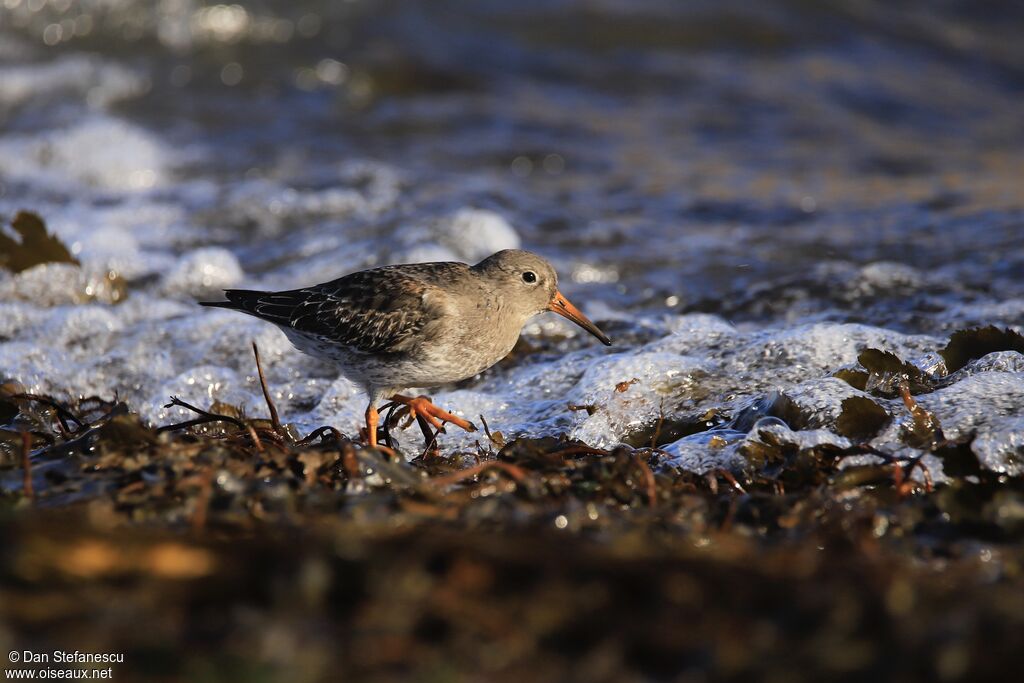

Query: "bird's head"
(473, 249), (612, 346)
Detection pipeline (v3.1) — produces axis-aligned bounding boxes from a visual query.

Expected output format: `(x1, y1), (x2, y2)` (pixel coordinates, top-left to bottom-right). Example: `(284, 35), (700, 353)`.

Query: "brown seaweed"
(0, 211), (79, 273)
(836, 396), (891, 441)
(857, 348), (932, 396)
(940, 325), (1024, 373)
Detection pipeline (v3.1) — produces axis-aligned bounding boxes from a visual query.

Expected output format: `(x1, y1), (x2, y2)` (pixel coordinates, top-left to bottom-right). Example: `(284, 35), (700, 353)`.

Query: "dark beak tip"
(549, 291), (612, 347)
(585, 327), (613, 346)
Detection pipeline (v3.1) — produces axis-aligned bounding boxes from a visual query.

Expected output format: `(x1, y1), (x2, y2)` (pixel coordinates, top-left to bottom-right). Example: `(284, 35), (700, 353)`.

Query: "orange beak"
(548, 290), (612, 346)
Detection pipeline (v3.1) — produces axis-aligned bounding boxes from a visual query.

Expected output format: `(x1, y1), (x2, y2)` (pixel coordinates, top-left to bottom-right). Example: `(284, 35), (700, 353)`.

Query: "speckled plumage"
(210, 264), (449, 356)
(201, 249), (611, 445)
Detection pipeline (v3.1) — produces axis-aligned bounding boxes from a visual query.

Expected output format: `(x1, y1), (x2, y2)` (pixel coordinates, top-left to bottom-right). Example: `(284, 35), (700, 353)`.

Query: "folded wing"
(201, 266), (437, 355)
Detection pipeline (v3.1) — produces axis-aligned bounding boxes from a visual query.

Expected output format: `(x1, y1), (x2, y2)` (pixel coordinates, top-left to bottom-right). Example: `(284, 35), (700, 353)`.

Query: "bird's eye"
(522, 271), (537, 284)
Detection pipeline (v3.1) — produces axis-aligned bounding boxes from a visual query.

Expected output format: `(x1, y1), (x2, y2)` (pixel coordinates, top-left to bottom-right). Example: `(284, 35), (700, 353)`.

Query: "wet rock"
(567, 352), (710, 449)
(781, 377), (868, 429)
(658, 429), (746, 473)
(971, 417), (1024, 477)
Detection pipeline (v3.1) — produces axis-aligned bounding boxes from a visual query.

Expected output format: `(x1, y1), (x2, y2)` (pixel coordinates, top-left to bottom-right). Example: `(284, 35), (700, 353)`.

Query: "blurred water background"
(1, 0), (1023, 469)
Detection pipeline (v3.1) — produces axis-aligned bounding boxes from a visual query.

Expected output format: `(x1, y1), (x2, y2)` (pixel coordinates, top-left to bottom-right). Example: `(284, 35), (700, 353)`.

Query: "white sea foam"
(0, 55), (147, 110)
(395, 208), (521, 265)
(162, 248), (244, 298)
(0, 116), (171, 191)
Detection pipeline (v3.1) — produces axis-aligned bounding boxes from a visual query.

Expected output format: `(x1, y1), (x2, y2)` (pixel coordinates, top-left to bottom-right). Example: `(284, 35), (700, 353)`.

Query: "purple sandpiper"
(201, 249), (611, 447)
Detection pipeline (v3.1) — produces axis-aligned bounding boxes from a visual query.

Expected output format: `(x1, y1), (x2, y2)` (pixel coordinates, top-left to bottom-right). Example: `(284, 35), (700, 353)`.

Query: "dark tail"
(199, 289), (299, 325)
(199, 289), (266, 314)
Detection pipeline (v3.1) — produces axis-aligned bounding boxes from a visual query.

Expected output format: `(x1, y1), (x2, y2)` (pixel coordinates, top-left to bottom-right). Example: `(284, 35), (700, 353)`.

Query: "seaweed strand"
(157, 396), (265, 453)
(252, 342), (283, 435)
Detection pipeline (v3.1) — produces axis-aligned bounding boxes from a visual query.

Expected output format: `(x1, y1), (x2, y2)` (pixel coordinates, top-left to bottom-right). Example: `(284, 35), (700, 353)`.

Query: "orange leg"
(364, 403), (380, 448)
(391, 394), (477, 434)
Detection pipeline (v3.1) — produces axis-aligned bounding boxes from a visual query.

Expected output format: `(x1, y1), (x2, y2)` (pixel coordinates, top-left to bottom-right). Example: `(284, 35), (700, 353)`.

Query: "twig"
(847, 442), (934, 495)
(12, 393), (85, 435)
(419, 424), (443, 461)
(297, 425), (346, 446)
(242, 422), (266, 453)
(712, 468), (747, 494)
(899, 380), (945, 443)
(916, 458), (935, 493)
(160, 396), (245, 429)
(157, 396), (264, 452)
(479, 414), (499, 447)
(253, 427), (288, 448)
(21, 431), (34, 502)
(896, 454), (935, 495)
(252, 342), (283, 434)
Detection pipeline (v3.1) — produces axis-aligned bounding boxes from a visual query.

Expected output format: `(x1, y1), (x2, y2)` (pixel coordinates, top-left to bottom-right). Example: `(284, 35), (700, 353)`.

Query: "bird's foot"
(391, 394), (477, 435)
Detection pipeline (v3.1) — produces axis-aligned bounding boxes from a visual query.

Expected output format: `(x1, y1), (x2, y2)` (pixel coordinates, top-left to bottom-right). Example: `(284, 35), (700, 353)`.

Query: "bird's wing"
(213, 265), (453, 354)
